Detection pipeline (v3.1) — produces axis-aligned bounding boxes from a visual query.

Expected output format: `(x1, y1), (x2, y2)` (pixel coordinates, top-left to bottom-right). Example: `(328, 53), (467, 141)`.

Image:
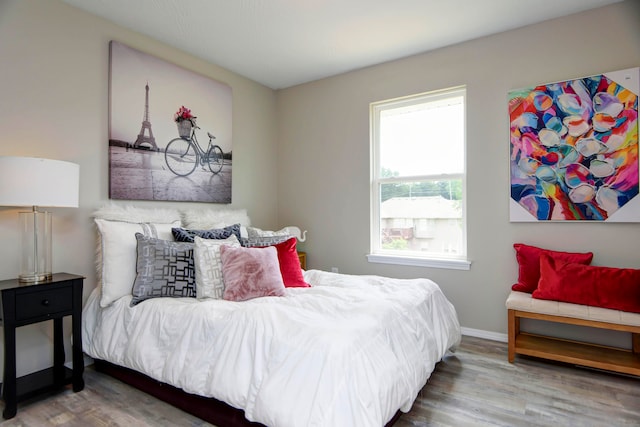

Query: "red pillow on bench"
(511, 243), (593, 293)
(532, 253), (640, 313)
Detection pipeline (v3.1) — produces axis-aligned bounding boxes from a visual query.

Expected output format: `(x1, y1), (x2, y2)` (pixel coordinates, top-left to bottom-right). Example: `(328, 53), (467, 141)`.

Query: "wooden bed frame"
(94, 359), (403, 426)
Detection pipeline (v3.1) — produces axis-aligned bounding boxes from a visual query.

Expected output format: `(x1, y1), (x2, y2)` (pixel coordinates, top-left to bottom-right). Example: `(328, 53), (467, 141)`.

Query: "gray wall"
(0, 0), (638, 377)
(0, 0), (279, 376)
(276, 1), (640, 336)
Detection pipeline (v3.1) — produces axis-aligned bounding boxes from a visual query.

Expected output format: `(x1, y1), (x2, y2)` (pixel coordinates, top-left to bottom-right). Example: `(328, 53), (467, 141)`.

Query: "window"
(368, 86), (470, 270)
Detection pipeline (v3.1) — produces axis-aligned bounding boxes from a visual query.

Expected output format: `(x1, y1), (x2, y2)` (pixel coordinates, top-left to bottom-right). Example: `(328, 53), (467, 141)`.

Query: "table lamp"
(0, 156), (80, 283)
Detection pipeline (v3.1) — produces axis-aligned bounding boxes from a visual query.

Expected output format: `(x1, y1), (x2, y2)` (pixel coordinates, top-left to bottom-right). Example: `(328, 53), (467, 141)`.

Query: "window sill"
(366, 253), (471, 270)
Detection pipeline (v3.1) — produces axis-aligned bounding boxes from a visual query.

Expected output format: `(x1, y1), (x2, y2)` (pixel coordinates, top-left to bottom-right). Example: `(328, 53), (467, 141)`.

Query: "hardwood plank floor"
(396, 336), (640, 427)
(2, 336), (639, 426)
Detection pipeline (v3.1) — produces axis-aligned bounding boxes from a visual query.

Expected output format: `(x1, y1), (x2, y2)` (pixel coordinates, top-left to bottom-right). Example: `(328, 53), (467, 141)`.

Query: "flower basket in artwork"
(177, 120), (192, 138)
(174, 105), (196, 138)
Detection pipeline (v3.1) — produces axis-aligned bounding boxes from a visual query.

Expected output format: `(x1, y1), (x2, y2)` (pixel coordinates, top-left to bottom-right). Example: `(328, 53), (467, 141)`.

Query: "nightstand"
(297, 251), (307, 270)
(0, 273), (84, 419)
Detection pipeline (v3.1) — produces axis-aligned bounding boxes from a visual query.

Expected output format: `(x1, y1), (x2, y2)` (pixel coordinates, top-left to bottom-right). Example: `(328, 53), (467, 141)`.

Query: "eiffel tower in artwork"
(134, 82), (158, 149)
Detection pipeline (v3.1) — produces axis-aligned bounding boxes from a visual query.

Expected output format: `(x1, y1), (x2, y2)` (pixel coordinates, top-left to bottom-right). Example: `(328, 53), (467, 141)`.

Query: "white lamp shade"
(0, 156), (79, 208)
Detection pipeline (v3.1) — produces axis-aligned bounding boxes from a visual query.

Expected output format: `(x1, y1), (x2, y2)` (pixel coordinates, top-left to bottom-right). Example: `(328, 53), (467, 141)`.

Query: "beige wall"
(0, 0), (278, 375)
(276, 1), (640, 336)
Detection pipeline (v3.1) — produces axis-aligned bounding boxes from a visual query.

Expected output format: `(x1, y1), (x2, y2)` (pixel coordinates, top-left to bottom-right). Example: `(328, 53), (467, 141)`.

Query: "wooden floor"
(2, 336), (639, 426)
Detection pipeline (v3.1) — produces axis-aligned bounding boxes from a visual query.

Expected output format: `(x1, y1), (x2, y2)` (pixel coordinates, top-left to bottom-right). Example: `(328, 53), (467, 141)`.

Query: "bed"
(82, 206), (461, 427)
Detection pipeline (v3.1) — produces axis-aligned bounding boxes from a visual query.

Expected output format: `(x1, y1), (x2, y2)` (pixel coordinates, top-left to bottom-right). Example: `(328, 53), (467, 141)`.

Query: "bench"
(506, 291), (640, 376)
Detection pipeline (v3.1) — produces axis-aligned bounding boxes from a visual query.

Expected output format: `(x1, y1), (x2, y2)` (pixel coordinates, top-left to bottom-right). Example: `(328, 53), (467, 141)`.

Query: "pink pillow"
(261, 238), (310, 288)
(511, 243), (593, 293)
(533, 254), (640, 313)
(220, 245), (286, 301)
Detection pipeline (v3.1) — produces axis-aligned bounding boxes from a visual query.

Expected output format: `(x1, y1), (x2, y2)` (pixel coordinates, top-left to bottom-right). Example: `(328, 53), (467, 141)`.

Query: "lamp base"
(19, 209), (52, 284)
(18, 272), (53, 284)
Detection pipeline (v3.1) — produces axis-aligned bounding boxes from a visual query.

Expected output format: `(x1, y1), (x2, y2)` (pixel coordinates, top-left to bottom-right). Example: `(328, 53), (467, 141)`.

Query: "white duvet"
(82, 269), (461, 427)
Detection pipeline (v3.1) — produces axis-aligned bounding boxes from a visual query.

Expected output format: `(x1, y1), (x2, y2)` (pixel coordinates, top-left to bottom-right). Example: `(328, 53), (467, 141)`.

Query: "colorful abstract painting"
(509, 68), (639, 222)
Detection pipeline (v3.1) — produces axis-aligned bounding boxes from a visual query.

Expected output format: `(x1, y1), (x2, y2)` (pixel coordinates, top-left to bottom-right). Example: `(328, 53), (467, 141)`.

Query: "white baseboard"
(461, 327), (507, 343)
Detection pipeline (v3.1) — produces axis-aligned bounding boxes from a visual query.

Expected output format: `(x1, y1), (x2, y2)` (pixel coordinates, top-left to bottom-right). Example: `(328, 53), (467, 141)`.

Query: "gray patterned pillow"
(172, 223), (241, 243)
(240, 226), (292, 247)
(131, 233), (195, 306)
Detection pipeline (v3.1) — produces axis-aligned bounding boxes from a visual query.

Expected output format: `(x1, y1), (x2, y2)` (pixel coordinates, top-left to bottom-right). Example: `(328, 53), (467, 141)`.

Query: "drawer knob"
(41, 299), (50, 306)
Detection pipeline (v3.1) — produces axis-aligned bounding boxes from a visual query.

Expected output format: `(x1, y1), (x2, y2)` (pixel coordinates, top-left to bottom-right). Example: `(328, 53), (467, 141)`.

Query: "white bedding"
(82, 269), (461, 427)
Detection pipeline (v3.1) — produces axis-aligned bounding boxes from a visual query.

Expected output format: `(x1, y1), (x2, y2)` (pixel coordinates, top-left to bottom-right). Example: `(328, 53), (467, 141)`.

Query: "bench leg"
(508, 310), (519, 363)
(633, 333), (640, 355)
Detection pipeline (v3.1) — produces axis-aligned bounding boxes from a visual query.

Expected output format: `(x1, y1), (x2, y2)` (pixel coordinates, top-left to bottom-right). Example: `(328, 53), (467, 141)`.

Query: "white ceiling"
(61, 0), (622, 89)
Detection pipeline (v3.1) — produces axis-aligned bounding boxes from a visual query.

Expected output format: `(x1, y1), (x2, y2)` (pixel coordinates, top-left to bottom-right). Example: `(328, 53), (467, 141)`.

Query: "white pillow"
(94, 204), (181, 223)
(181, 208), (251, 229)
(193, 235), (241, 299)
(95, 218), (180, 307)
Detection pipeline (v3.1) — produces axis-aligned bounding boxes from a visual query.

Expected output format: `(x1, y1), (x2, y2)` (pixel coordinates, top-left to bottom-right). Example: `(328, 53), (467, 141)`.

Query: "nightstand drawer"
(15, 287), (73, 320)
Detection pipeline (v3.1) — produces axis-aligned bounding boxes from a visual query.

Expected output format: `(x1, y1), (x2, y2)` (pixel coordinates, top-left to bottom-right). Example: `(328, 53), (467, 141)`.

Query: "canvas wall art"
(509, 67), (639, 222)
(109, 41), (232, 203)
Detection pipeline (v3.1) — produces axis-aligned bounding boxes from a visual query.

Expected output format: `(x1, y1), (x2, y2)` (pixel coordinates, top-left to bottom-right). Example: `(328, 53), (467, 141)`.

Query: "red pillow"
(511, 243), (593, 293)
(261, 237), (311, 288)
(533, 254), (640, 313)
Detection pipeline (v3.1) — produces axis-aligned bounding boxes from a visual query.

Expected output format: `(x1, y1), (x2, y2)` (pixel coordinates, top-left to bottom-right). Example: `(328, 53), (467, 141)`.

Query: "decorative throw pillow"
(95, 217), (181, 307)
(533, 254), (640, 313)
(260, 237), (310, 288)
(240, 226), (292, 247)
(181, 208), (251, 229)
(94, 204), (181, 224)
(220, 245), (286, 302)
(172, 223), (241, 243)
(511, 243), (593, 293)
(131, 233), (196, 306)
(193, 235), (241, 299)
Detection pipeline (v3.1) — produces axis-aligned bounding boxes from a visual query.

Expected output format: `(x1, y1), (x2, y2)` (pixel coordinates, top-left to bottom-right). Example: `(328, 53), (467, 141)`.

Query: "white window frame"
(368, 86), (471, 270)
